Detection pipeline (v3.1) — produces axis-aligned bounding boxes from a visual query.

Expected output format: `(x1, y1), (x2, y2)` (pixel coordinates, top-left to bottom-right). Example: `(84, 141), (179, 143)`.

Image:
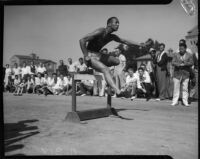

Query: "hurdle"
(65, 73), (118, 123)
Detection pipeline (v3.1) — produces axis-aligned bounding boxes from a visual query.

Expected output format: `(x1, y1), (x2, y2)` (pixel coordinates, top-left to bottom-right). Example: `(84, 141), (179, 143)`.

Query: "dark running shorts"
(86, 52), (113, 67)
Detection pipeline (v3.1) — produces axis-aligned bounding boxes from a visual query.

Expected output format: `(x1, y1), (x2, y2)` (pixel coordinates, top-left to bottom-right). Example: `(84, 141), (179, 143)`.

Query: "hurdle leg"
(107, 86), (111, 109)
(72, 74), (76, 111)
(107, 86), (118, 116)
(65, 74), (81, 123)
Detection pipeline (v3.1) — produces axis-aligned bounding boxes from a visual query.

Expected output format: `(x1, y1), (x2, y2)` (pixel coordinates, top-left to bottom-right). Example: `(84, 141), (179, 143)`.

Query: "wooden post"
(72, 74), (76, 112)
(107, 86), (111, 109)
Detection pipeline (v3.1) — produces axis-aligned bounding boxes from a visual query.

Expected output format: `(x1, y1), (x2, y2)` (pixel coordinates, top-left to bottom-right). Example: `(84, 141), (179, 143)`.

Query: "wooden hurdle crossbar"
(65, 73), (118, 123)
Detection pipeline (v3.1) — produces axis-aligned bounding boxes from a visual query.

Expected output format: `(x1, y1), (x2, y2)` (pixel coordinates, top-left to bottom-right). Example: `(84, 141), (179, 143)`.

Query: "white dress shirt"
(135, 72), (151, 89)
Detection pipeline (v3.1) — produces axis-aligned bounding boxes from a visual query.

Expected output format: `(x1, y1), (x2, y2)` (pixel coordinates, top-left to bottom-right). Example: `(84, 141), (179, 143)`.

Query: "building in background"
(10, 53), (57, 74)
(185, 25), (198, 53)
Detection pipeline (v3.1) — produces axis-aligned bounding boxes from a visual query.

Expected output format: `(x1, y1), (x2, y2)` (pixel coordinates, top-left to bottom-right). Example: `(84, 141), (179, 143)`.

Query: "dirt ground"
(3, 92), (198, 158)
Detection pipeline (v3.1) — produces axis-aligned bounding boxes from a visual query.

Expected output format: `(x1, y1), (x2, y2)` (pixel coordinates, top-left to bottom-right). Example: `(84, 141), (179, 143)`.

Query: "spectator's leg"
(182, 78), (189, 105)
(136, 88), (145, 98)
(172, 78), (180, 105)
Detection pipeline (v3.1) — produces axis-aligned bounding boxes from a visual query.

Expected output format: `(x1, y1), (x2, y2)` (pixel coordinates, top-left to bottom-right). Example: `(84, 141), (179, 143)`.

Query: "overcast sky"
(3, 1), (198, 65)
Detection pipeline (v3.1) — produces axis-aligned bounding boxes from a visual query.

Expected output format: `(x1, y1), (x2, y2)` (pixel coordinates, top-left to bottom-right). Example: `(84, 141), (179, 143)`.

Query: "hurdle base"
(65, 108), (118, 123)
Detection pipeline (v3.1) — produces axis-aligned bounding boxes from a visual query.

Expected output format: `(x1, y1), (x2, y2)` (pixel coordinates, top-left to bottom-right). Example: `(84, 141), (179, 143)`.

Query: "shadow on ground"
(4, 119), (40, 155)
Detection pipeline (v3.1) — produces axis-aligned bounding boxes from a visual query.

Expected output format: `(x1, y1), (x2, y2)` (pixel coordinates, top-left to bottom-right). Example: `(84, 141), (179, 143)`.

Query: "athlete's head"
(107, 17), (119, 31)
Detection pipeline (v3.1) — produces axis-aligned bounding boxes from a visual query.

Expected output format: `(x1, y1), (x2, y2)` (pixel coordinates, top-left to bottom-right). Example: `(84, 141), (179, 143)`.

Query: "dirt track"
(3, 93), (198, 158)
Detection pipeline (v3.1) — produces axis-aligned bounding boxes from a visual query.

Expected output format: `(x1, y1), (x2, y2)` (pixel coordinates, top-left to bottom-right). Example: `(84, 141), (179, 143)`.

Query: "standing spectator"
(155, 43), (170, 101)
(29, 61), (36, 75)
(67, 58), (77, 74)
(77, 57), (87, 73)
(175, 39), (193, 54)
(135, 67), (153, 101)
(149, 48), (159, 98)
(4, 64), (12, 90)
(171, 43), (194, 106)
(113, 48), (126, 97)
(12, 63), (21, 80)
(36, 62), (46, 77)
(189, 41), (198, 100)
(21, 62), (30, 81)
(57, 60), (68, 76)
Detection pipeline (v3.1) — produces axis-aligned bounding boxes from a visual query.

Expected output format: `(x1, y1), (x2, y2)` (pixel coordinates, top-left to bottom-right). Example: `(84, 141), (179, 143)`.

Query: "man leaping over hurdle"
(79, 17), (147, 95)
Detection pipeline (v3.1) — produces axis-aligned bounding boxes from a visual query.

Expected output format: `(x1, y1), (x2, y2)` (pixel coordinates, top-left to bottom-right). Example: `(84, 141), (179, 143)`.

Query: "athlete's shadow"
(4, 119), (40, 155)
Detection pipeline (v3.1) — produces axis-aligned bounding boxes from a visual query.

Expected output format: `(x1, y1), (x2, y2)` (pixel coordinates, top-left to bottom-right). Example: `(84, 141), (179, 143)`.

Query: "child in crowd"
(14, 78), (27, 96)
(27, 75), (35, 94)
(13, 75), (21, 94)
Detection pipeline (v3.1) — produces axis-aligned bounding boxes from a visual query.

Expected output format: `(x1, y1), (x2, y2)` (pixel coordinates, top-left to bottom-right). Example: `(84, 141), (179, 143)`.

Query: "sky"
(3, 0), (198, 65)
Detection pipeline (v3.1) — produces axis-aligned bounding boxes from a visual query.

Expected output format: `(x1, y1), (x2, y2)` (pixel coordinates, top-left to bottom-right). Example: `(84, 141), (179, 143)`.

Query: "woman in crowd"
(154, 43), (171, 101)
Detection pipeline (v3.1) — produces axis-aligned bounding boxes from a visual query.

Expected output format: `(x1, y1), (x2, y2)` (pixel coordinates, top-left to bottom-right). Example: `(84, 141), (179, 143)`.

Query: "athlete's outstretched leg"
(90, 58), (121, 94)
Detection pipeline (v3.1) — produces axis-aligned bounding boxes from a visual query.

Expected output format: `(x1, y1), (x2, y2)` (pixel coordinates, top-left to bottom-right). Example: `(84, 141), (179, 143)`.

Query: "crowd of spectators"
(3, 39), (198, 106)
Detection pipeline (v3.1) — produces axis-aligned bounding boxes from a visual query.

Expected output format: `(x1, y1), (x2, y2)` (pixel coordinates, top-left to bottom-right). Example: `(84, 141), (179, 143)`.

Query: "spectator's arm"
(136, 78), (142, 89)
(183, 54), (194, 66)
(172, 54), (180, 67)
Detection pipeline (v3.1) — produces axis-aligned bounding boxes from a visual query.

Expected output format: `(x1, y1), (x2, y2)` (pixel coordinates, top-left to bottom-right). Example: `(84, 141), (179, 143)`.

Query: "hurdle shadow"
(112, 108), (151, 120)
(4, 119), (40, 155)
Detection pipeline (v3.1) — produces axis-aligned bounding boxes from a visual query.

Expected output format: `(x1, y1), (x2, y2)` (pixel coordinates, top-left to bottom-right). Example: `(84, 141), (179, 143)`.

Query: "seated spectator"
(65, 74), (73, 95)
(13, 75), (21, 94)
(53, 74), (69, 95)
(35, 73), (45, 94)
(77, 57), (87, 73)
(44, 73), (58, 95)
(26, 75), (35, 94)
(5, 76), (14, 93)
(76, 79), (94, 96)
(135, 67), (154, 101)
(122, 67), (137, 99)
(135, 63), (151, 81)
(14, 79), (27, 96)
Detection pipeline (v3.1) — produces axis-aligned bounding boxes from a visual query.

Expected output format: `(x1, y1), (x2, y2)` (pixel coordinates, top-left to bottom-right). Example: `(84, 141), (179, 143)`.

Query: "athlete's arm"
(79, 28), (105, 58)
(111, 34), (141, 47)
